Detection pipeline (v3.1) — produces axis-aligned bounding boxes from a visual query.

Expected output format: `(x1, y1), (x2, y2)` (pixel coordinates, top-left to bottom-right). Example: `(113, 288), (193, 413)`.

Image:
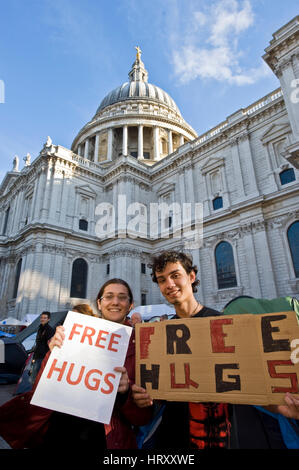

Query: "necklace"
(190, 302), (200, 316)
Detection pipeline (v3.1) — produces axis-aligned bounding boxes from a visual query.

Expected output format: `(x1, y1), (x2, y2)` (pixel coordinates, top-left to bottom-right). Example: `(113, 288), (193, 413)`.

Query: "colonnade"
(77, 125), (186, 162)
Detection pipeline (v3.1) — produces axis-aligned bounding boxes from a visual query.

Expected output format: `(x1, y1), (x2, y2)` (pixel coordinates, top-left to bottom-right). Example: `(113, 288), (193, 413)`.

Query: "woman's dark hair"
(149, 250), (200, 292)
(96, 278), (134, 304)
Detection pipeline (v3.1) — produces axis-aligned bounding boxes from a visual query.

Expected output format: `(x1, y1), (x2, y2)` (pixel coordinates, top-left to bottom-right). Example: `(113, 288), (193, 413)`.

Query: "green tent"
(223, 295), (299, 324)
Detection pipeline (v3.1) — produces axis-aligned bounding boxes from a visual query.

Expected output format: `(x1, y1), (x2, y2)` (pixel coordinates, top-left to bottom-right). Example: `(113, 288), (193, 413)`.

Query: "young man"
(132, 251), (229, 449)
(30, 311), (54, 384)
(132, 250), (299, 449)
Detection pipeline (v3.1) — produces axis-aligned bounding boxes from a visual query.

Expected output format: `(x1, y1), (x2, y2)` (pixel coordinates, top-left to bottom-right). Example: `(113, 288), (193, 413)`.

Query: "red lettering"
(95, 330), (109, 348)
(85, 369), (102, 391)
(47, 358), (67, 381)
(101, 373), (116, 394)
(267, 360), (299, 393)
(69, 323), (83, 341)
(108, 333), (121, 352)
(80, 326), (96, 345)
(66, 363), (85, 385)
(170, 363), (199, 389)
(140, 326), (155, 359)
(210, 318), (235, 353)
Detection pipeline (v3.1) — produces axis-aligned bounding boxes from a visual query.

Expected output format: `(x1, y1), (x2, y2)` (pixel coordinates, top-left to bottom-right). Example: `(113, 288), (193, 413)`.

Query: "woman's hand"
(114, 366), (130, 394)
(48, 325), (65, 352)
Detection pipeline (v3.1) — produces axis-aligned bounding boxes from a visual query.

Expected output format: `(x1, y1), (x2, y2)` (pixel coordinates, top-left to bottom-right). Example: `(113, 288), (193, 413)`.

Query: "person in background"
(29, 311), (54, 384)
(130, 311), (142, 327)
(71, 303), (98, 317)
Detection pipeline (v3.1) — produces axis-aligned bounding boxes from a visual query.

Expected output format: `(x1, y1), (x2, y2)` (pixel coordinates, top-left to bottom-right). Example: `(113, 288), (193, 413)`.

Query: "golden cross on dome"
(135, 46), (142, 61)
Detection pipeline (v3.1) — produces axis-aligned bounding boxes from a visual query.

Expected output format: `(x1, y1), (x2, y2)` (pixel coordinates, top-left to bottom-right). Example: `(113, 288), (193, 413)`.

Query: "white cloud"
(172, 0), (271, 86)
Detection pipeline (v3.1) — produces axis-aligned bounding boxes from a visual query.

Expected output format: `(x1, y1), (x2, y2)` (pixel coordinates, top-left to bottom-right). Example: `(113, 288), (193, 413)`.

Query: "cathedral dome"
(96, 81), (181, 115)
(72, 47), (197, 163)
(95, 46), (181, 116)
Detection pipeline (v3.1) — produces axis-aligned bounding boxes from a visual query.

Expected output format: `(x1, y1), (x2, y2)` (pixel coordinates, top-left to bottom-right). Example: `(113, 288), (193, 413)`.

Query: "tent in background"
(129, 304), (175, 322)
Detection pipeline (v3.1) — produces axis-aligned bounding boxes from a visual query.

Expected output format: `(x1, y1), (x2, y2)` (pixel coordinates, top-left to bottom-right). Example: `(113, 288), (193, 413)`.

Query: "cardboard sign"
(135, 311), (299, 405)
(31, 311), (132, 424)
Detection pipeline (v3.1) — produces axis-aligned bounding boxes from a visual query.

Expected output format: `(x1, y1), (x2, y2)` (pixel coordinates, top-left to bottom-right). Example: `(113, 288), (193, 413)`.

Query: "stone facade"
(0, 18), (298, 320)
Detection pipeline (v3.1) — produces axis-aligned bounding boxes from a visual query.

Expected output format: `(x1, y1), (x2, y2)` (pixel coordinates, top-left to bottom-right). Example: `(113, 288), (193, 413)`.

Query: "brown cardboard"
(135, 311), (299, 405)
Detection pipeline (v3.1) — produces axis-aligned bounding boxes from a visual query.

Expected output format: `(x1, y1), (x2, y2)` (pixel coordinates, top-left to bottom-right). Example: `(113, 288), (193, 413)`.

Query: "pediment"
(201, 157), (224, 175)
(156, 182), (175, 196)
(261, 122), (291, 143)
(0, 172), (20, 196)
(75, 184), (97, 198)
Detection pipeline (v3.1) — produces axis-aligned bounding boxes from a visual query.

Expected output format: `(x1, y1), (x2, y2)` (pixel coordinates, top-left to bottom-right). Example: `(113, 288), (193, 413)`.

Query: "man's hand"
(266, 393), (299, 419)
(131, 384), (153, 408)
(48, 325), (65, 351)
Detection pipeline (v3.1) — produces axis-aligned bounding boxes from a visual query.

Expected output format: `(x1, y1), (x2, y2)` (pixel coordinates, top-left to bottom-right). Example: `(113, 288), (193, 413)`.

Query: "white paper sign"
(31, 311), (132, 424)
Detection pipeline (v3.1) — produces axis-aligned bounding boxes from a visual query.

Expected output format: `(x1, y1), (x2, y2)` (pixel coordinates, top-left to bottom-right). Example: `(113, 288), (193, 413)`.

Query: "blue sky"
(0, 0), (298, 181)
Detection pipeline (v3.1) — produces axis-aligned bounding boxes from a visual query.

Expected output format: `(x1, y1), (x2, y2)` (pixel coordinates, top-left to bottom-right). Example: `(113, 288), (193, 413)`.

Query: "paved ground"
(0, 384), (15, 449)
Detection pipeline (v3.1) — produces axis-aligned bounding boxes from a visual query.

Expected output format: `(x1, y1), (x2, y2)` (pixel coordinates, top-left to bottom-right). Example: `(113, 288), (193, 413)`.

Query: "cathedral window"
(215, 241), (237, 289)
(279, 168), (295, 185)
(212, 196), (223, 211)
(287, 221), (299, 278)
(70, 258), (88, 298)
(141, 263), (146, 274)
(79, 219), (88, 231)
(141, 293), (147, 305)
(13, 258), (22, 299)
(106, 263), (110, 275)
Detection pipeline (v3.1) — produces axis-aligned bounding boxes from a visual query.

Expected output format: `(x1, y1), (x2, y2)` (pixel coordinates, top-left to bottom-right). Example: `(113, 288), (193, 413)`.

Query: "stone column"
(107, 128), (113, 160)
(138, 125), (144, 159)
(201, 172), (210, 217)
(242, 228), (262, 297)
(122, 125), (128, 156)
(253, 224), (277, 298)
(168, 130), (173, 154)
(180, 135), (184, 146)
(77, 144), (81, 156)
(94, 134), (100, 162)
(40, 165), (52, 221)
(153, 127), (160, 160)
(239, 133), (259, 197)
(230, 138), (245, 201)
(221, 166), (231, 207)
(84, 139), (89, 159)
(185, 165), (195, 204)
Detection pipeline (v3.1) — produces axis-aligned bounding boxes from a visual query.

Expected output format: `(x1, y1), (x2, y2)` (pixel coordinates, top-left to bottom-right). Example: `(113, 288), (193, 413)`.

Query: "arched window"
(287, 221), (299, 278)
(13, 258), (22, 298)
(279, 168), (295, 185)
(70, 258), (88, 298)
(79, 219), (88, 231)
(213, 196), (223, 210)
(215, 241), (237, 289)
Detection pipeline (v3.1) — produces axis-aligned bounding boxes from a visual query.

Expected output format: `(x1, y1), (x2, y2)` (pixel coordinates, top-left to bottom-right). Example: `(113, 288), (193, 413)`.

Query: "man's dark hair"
(149, 250), (200, 292)
(41, 311), (51, 319)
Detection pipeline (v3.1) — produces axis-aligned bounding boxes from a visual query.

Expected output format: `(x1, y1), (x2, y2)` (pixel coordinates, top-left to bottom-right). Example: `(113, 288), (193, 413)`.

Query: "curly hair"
(149, 250), (200, 292)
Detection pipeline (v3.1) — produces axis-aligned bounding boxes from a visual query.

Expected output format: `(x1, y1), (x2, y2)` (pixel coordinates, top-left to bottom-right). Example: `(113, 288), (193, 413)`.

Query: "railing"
(192, 88), (283, 147)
